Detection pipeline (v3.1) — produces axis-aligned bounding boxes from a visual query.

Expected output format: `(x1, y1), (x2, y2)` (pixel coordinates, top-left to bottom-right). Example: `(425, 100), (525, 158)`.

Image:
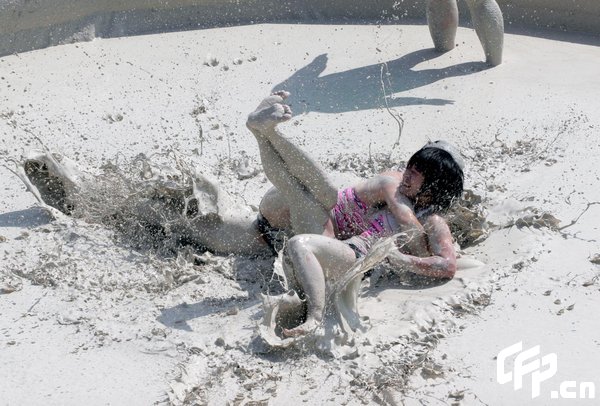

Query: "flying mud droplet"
(0, 285), (18, 294)
(513, 211), (560, 230)
(15, 232), (29, 240)
(191, 102), (207, 117)
(232, 153), (259, 180)
(226, 306), (239, 316)
(103, 113), (124, 124)
(204, 55), (219, 67)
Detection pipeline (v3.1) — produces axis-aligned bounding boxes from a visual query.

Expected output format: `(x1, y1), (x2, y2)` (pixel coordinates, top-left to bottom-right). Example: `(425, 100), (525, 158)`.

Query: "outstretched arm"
(387, 214), (457, 278)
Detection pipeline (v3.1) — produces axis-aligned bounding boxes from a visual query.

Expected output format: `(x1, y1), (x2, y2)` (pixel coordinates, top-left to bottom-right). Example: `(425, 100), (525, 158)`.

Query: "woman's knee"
(288, 235), (324, 266)
(287, 235), (311, 256)
(259, 187), (290, 228)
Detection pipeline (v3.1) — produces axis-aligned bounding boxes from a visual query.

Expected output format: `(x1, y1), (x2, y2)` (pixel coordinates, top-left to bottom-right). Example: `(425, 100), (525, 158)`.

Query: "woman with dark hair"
(405, 143), (465, 214)
(246, 92), (465, 337)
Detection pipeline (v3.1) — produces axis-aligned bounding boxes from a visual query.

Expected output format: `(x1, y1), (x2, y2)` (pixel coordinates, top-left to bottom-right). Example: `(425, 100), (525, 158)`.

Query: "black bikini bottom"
(256, 213), (287, 255)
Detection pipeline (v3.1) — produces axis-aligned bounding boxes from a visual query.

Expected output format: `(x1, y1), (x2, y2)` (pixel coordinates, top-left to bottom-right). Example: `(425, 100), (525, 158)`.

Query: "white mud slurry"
(1, 136), (568, 405)
(1, 23), (599, 405)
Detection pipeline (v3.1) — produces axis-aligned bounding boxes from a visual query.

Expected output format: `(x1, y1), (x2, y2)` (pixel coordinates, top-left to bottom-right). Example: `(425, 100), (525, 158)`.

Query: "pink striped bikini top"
(332, 187), (399, 239)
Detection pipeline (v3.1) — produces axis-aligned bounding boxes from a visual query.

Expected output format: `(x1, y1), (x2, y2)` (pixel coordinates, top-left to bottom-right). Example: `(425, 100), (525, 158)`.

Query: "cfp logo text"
(497, 342), (596, 400)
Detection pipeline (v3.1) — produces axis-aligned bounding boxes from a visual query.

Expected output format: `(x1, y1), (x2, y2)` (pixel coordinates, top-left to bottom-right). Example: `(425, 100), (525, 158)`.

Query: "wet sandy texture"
(1, 23), (599, 405)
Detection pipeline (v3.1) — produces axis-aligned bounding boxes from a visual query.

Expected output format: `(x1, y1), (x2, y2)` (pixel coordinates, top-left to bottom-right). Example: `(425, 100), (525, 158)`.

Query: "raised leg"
(426, 0), (459, 52)
(465, 0), (504, 66)
(247, 92), (338, 235)
(17, 151), (271, 256)
(253, 135), (332, 235)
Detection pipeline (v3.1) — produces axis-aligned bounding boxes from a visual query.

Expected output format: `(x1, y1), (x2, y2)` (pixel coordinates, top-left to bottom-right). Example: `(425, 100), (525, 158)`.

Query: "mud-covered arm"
(386, 214), (457, 279)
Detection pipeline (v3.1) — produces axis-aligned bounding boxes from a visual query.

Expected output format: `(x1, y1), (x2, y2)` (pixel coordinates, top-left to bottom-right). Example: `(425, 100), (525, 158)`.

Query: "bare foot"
(246, 91), (293, 131)
(282, 317), (320, 338)
(21, 151), (82, 215)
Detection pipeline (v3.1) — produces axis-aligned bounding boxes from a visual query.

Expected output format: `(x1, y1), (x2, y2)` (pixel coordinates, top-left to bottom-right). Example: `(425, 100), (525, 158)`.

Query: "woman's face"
(399, 166), (425, 199)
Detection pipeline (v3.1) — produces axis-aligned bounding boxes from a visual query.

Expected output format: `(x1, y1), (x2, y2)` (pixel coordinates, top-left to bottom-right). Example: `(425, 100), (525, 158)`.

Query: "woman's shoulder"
(377, 170), (403, 181)
(353, 171), (402, 205)
(355, 171), (402, 188)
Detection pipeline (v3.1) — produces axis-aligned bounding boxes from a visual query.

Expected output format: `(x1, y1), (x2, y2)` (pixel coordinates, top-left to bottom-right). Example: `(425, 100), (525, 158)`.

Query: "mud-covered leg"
(426, 0), (459, 52)
(465, 0), (504, 66)
(254, 135), (332, 235)
(182, 212), (271, 256)
(247, 92), (338, 222)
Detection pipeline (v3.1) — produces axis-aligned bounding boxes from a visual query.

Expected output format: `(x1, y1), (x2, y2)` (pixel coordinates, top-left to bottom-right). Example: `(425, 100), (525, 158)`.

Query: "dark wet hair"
(406, 147), (464, 213)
